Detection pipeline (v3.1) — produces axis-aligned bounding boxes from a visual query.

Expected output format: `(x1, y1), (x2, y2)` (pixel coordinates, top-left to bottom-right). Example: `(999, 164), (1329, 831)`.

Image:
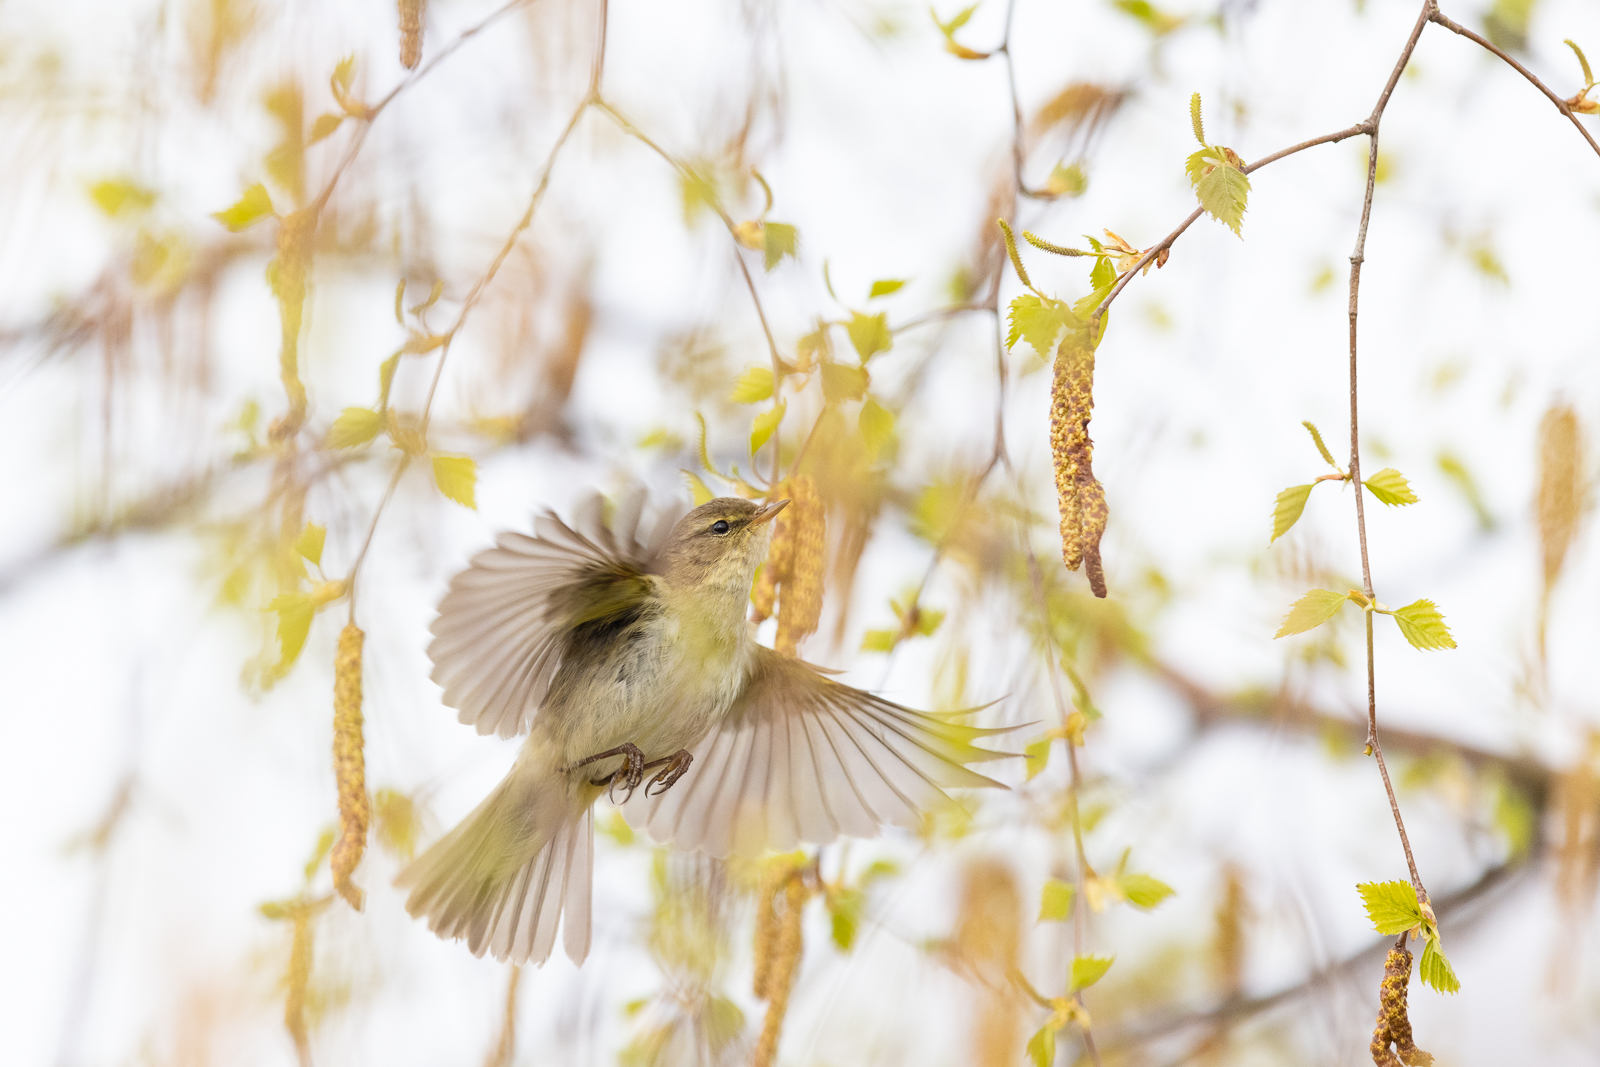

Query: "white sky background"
(3, 0), (1600, 1064)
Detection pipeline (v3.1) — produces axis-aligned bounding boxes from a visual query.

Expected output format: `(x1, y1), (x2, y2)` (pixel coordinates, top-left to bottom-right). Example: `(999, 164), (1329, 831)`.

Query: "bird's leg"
(571, 742), (646, 802)
(640, 749), (695, 797)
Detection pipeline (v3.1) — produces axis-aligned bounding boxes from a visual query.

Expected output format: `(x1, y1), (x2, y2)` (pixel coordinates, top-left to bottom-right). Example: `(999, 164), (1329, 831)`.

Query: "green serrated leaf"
(1026, 1025), (1055, 1067)
(294, 523), (326, 567)
(1356, 880), (1423, 935)
(431, 454), (477, 509)
(1190, 152), (1250, 236)
(821, 361), (870, 403)
(868, 278), (907, 299)
(1420, 936), (1460, 994)
(268, 593), (315, 671)
(1391, 599), (1456, 651)
(309, 113), (343, 145)
(763, 222), (799, 271)
(682, 470), (715, 506)
(1275, 588), (1347, 638)
(859, 396), (896, 462)
(860, 629), (898, 652)
(327, 407), (383, 449)
(729, 366), (775, 404)
(1363, 468), (1418, 506)
(1303, 420), (1339, 468)
(1070, 954), (1114, 991)
(1272, 484), (1315, 543)
(1089, 255), (1115, 290)
(750, 402), (785, 455)
(211, 183), (275, 231)
(846, 311), (892, 361)
(1119, 873), (1175, 909)
(1039, 878), (1075, 921)
(1024, 736), (1052, 780)
(1006, 294), (1075, 359)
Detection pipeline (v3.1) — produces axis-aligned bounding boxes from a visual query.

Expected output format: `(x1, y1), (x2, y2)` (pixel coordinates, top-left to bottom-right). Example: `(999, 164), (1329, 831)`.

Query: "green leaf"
(1303, 420), (1339, 468)
(1356, 880), (1423, 936)
(679, 165), (720, 225)
(1026, 1024), (1055, 1067)
(1071, 284), (1114, 321)
(431, 454), (478, 509)
(309, 113), (343, 144)
(763, 222), (799, 271)
(211, 183), (275, 231)
(821, 361), (869, 403)
(868, 278), (907, 299)
(729, 366), (775, 404)
(682, 470), (715, 506)
(860, 629), (898, 652)
(1089, 255), (1115, 290)
(932, 3), (978, 35)
(1044, 162), (1088, 198)
(378, 353), (401, 410)
(1024, 736), (1052, 780)
(1039, 878), (1075, 921)
(1363, 468), (1418, 506)
(1189, 151), (1250, 236)
(267, 593), (315, 671)
(88, 178), (157, 218)
(1419, 936), (1460, 994)
(750, 402), (785, 455)
(1119, 873), (1175, 910)
(1189, 91), (1205, 144)
(1566, 39), (1595, 86)
(333, 54), (356, 95)
(1271, 484), (1314, 543)
(913, 607), (945, 637)
(1275, 589), (1347, 638)
(294, 523), (326, 567)
(327, 407), (384, 448)
(845, 311), (892, 361)
(859, 396), (896, 462)
(828, 888), (864, 951)
(1005, 294), (1075, 359)
(1391, 599), (1456, 651)
(1070, 954), (1114, 991)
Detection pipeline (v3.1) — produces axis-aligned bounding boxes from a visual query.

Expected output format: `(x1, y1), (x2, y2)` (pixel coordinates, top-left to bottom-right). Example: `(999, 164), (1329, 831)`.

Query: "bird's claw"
(607, 744), (646, 803)
(644, 749), (694, 798)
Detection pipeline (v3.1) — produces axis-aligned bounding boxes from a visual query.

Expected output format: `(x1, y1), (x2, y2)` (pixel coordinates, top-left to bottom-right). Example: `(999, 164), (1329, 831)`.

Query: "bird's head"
(657, 496), (789, 608)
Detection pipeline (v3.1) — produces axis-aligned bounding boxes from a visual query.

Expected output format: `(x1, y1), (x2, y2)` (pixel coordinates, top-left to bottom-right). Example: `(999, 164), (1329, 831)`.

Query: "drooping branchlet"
(331, 623), (369, 910)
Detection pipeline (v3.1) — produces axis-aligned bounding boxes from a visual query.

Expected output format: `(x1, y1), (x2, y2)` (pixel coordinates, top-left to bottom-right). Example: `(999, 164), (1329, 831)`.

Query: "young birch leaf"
(1272, 484), (1315, 543)
(1006, 295), (1074, 359)
(211, 183), (275, 231)
(1119, 873), (1175, 909)
(1193, 157), (1250, 236)
(1420, 936), (1461, 994)
(1364, 468), (1418, 506)
(1039, 877), (1076, 921)
(294, 523), (326, 567)
(327, 407), (384, 448)
(1024, 736), (1052, 780)
(828, 888), (864, 951)
(682, 470), (715, 506)
(309, 113), (343, 145)
(868, 278), (907, 299)
(1070, 954), (1114, 991)
(846, 311), (892, 361)
(750, 402), (785, 455)
(1275, 589), (1347, 638)
(1026, 1025), (1055, 1067)
(860, 629), (898, 652)
(431, 454), (478, 509)
(1357, 880), (1423, 935)
(1089, 255), (1115, 290)
(378, 353), (401, 410)
(89, 178), (157, 218)
(729, 366), (775, 404)
(762, 222), (799, 271)
(1391, 599), (1456, 651)
(268, 593), (315, 671)
(1303, 420), (1339, 468)
(821, 362), (869, 402)
(859, 396), (896, 462)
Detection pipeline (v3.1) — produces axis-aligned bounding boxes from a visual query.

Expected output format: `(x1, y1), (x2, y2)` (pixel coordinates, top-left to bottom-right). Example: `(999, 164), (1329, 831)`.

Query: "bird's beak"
(751, 499), (790, 526)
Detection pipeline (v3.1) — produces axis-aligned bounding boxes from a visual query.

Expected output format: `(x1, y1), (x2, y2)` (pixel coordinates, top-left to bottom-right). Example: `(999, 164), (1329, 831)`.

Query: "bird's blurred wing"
(429, 486), (685, 738)
(623, 648), (1013, 857)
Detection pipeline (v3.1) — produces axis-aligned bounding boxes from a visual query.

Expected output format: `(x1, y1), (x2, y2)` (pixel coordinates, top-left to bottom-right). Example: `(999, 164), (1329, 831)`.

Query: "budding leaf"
(1363, 467), (1418, 506)
(821, 361), (869, 403)
(869, 278), (907, 299)
(327, 407), (384, 448)
(211, 183), (275, 231)
(1188, 150), (1250, 236)
(431, 454), (478, 509)
(1271, 484), (1315, 543)
(309, 113), (343, 144)
(750, 402), (785, 455)
(378, 354), (401, 410)
(1357, 880), (1423, 935)
(294, 523), (326, 567)
(1119, 873), (1175, 909)
(858, 396), (896, 462)
(1024, 736), (1052, 780)
(1026, 1025), (1055, 1067)
(1419, 936), (1460, 994)
(1070, 954), (1114, 991)
(1006, 294), (1076, 359)
(729, 366), (775, 404)
(1039, 878), (1076, 921)
(846, 311), (892, 361)
(1089, 255), (1115, 290)
(268, 593), (315, 671)
(763, 222), (799, 271)
(1275, 589), (1347, 638)
(1303, 420), (1339, 468)
(1391, 599), (1456, 651)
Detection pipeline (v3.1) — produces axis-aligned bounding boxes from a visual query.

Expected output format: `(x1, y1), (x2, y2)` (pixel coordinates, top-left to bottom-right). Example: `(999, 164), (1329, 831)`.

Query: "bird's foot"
(573, 742), (646, 802)
(642, 749), (695, 797)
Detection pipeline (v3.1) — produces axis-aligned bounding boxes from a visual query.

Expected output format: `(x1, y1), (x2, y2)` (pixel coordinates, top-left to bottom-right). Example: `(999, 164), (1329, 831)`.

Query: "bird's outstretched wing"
(429, 486), (685, 738)
(623, 647), (1013, 857)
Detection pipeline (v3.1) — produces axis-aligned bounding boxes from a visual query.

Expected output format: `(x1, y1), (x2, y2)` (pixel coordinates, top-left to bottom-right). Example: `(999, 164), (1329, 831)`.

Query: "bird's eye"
(710, 520), (731, 535)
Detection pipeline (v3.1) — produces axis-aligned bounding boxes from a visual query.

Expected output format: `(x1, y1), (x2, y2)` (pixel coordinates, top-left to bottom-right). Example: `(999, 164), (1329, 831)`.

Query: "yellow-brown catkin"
(285, 905), (315, 1067)
(751, 485), (794, 623)
(331, 624), (368, 910)
(953, 858), (1023, 1067)
(270, 209), (315, 438)
(751, 862), (785, 999)
(1211, 862), (1249, 997)
(398, 0), (425, 69)
(775, 475), (826, 655)
(1370, 946), (1432, 1067)
(752, 874), (810, 1067)
(1050, 332), (1108, 598)
(481, 967), (521, 1067)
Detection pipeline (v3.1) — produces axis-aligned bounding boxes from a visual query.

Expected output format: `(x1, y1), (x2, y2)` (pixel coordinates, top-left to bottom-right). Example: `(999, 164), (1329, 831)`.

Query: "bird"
(397, 485), (1011, 966)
